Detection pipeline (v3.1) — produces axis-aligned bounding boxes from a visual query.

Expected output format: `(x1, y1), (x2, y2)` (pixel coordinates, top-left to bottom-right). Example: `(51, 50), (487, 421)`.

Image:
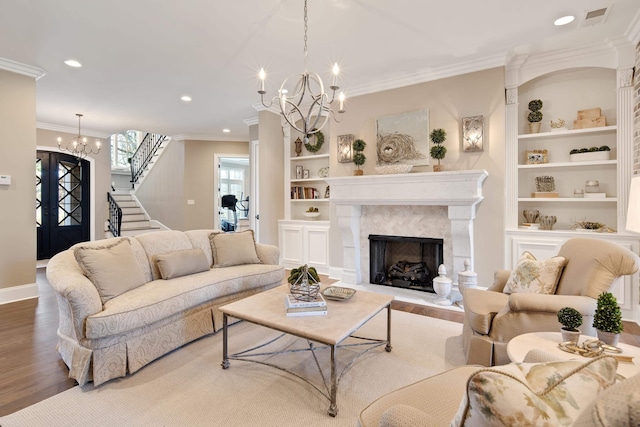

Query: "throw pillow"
(573, 372), (640, 426)
(451, 356), (618, 427)
(74, 238), (147, 304)
(155, 249), (210, 280)
(209, 230), (261, 268)
(503, 251), (566, 294)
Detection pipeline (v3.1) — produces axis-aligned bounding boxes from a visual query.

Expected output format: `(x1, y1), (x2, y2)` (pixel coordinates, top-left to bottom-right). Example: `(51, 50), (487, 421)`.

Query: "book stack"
(284, 293), (327, 317)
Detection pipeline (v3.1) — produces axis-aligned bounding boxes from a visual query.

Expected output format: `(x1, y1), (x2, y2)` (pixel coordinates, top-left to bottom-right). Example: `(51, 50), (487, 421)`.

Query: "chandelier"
(258, 0), (345, 142)
(57, 113), (101, 159)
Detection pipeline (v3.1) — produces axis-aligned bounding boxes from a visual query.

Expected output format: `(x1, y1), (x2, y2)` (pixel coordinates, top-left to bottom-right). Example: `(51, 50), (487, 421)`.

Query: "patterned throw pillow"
(503, 251), (566, 294)
(451, 356), (618, 427)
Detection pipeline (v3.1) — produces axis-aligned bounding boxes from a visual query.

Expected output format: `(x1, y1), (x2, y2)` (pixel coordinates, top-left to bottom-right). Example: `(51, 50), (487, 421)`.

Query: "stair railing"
(129, 132), (167, 189)
(107, 192), (123, 237)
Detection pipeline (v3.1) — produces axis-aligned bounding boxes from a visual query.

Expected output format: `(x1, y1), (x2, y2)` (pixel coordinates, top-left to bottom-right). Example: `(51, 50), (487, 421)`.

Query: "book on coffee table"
(286, 306), (328, 317)
(284, 293), (326, 309)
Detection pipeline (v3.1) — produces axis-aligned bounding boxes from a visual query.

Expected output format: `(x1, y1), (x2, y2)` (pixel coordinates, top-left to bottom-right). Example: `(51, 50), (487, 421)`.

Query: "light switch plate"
(0, 175), (11, 185)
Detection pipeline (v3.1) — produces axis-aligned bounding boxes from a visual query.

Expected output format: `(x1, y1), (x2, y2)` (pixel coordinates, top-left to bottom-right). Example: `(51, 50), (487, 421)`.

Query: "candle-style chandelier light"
(57, 113), (101, 159)
(258, 0), (345, 142)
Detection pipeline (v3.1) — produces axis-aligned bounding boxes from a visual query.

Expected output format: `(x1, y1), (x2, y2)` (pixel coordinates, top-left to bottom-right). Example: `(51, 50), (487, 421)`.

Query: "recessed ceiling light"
(64, 59), (82, 68)
(554, 15), (575, 26)
(181, 95), (192, 102)
(222, 129), (231, 133)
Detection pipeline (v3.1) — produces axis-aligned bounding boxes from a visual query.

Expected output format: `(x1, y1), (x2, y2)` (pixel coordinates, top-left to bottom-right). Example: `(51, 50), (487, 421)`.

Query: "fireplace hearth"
(369, 234), (444, 293)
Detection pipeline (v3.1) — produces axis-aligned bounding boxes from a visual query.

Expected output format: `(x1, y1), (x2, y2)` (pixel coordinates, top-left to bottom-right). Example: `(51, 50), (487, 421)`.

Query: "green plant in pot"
(593, 291), (623, 346)
(557, 307), (583, 343)
(527, 99), (543, 134)
(429, 128), (447, 172)
(352, 139), (366, 176)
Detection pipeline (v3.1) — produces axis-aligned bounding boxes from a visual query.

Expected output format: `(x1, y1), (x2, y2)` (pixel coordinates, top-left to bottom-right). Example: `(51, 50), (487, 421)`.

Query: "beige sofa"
(46, 229), (285, 386)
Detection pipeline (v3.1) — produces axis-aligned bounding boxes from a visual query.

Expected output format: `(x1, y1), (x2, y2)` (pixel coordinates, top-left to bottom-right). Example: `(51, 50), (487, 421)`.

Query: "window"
(111, 131), (140, 170)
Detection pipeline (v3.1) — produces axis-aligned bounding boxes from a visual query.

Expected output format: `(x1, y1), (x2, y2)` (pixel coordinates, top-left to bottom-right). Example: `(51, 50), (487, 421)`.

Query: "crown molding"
(626, 8), (640, 45)
(0, 57), (46, 80)
(36, 122), (111, 139)
(346, 53), (508, 98)
(170, 134), (247, 142)
(243, 117), (259, 126)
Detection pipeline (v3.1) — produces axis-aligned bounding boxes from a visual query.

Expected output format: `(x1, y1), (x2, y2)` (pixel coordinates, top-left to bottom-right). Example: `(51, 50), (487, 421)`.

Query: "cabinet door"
(509, 236), (564, 268)
(280, 224), (304, 266)
(304, 226), (329, 271)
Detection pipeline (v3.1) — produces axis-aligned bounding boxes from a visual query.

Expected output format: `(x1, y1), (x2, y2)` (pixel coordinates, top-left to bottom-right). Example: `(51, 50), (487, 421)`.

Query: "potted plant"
(569, 145), (611, 162)
(527, 99), (543, 134)
(593, 291), (623, 346)
(352, 139), (366, 176)
(557, 307), (582, 343)
(429, 128), (447, 172)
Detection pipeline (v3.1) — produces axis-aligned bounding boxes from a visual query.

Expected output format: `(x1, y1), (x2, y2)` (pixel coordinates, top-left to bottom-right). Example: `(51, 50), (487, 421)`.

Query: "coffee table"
(507, 332), (640, 379)
(219, 285), (393, 416)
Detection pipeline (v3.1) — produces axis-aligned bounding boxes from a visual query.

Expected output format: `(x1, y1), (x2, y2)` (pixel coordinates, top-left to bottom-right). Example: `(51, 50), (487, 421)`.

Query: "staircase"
(107, 132), (170, 237)
(107, 192), (162, 237)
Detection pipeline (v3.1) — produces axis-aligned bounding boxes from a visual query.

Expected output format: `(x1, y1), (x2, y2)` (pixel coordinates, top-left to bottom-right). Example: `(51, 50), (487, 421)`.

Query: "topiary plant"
(557, 307), (583, 332)
(527, 99), (543, 123)
(593, 292), (623, 334)
(352, 139), (366, 175)
(429, 129), (447, 169)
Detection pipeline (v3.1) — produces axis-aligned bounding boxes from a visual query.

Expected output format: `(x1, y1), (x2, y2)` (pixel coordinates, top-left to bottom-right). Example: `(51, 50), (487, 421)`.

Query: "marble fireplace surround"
(325, 170), (488, 287)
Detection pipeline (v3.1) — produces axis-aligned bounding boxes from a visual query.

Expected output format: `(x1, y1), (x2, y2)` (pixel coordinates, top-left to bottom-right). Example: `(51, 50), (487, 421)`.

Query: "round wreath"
(304, 130), (324, 153)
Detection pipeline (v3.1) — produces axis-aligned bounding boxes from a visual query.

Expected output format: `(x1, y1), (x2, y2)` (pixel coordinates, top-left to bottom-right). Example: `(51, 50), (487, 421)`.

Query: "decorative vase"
(597, 330), (620, 346)
(560, 328), (581, 344)
(539, 215), (557, 230)
(432, 264), (452, 306)
(528, 122), (541, 134)
(522, 209), (539, 224)
(354, 169), (364, 176)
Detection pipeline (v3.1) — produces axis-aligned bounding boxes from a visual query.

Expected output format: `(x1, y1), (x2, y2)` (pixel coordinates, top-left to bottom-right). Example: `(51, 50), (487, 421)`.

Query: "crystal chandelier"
(57, 113), (101, 159)
(258, 0), (345, 142)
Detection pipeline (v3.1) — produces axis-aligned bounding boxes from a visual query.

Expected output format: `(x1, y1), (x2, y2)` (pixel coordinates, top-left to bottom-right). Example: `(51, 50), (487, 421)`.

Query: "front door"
(36, 151), (90, 260)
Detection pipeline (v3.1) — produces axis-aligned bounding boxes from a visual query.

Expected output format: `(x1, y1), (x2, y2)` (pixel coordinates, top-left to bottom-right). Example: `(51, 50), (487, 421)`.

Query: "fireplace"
(369, 234), (444, 292)
(325, 170), (488, 286)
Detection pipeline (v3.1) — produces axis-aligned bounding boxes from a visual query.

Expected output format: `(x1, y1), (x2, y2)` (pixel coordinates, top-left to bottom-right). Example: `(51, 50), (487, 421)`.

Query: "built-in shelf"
(291, 178), (329, 183)
(290, 153), (330, 161)
(290, 199), (329, 203)
(518, 125), (617, 140)
(518, 160), (617, 169)
(518, 197), (617, 202)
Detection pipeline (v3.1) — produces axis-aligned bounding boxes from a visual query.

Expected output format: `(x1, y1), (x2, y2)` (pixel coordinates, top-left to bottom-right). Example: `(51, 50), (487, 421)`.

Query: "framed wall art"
(525, 149), (548, 164)
(295, 165), (303, 179)
(376, 109), (429, 166)
(337, 134), (354, 163)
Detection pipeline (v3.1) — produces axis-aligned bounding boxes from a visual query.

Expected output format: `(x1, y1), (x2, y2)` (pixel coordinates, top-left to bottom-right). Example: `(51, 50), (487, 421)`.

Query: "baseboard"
(328, 266), (343, 280)
(0, 282), (38, 305)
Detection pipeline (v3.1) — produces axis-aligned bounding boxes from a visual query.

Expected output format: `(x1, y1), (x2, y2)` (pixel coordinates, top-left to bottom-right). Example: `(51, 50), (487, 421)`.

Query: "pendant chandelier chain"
(303, 0), (308, 72)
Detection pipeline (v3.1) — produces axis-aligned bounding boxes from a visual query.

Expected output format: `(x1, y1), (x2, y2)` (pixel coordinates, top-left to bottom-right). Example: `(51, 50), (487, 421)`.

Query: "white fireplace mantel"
(325, 170), (488, 285)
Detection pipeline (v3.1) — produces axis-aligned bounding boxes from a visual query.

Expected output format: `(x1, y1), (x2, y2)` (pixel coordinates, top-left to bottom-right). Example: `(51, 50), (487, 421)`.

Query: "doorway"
(36, 151), (90, 260)
(214, 155), (249, 232)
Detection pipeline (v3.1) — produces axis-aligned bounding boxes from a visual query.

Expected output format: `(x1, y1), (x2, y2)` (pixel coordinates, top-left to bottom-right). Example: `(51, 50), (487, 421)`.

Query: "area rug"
(1, 311), (463, 427)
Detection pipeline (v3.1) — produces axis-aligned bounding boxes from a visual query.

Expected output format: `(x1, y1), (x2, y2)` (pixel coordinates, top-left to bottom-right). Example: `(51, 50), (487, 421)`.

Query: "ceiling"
(1, 1), (639, 141)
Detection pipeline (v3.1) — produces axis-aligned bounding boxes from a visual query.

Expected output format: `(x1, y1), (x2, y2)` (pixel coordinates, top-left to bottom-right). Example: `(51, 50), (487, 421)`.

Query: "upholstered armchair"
(462, 237), (638, 366)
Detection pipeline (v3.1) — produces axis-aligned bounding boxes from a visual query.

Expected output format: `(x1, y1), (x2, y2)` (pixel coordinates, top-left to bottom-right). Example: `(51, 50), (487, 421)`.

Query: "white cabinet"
(278, 220), (330, 274)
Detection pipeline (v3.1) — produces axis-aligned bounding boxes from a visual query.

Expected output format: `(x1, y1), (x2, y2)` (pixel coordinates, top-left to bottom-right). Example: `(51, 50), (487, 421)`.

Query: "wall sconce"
(462, 115), (484, 152)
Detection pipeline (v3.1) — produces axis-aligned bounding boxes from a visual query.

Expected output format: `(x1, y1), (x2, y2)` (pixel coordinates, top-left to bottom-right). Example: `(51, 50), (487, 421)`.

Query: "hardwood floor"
(0, 271), (638, 416)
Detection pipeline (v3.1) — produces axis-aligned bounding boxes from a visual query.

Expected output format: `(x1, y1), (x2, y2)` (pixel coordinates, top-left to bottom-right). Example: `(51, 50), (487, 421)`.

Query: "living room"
(1, 1), (640, 425)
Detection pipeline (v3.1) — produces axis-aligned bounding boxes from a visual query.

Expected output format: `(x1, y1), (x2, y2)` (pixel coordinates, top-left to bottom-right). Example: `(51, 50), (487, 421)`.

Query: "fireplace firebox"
(369, 234), (444, 293)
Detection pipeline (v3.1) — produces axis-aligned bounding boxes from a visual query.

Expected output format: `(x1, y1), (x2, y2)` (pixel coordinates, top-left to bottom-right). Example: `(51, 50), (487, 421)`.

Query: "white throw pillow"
(503, 251), (566, 294)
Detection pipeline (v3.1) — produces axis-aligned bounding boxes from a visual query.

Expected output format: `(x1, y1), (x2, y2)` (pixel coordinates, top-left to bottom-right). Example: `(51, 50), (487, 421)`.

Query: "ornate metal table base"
(221, 306), (392, 417)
